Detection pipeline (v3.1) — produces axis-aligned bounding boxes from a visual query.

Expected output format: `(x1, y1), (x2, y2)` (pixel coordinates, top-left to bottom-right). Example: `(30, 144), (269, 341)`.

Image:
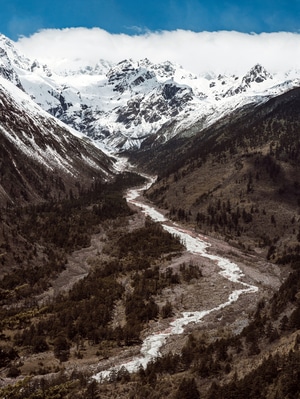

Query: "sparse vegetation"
(140, 88), (300, 261)
(0, 171), (188, 396)
(2, 86), (300, 397)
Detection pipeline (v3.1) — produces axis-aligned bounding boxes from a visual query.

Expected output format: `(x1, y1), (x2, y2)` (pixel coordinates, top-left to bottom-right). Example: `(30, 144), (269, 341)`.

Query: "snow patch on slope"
(2, 33), (300, 152)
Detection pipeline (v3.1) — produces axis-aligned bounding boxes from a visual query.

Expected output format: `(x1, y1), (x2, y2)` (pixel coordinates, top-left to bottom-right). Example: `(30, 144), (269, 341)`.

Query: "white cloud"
(15, 27), (300, 76)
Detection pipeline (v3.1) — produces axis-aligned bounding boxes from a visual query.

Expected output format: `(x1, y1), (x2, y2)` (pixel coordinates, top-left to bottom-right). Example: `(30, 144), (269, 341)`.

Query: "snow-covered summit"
(1, 33), (300, 151)
(0, 34), (117, 205)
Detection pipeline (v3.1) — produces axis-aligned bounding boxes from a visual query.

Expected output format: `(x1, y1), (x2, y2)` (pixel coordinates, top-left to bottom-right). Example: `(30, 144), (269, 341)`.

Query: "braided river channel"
(94, 178), (258, 381)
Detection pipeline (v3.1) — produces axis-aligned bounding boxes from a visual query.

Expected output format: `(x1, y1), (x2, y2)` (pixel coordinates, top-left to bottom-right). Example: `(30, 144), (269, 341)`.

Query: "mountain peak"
(0, 46), (24, 90)
(223, 64), (274, 98)
(1, 39), (298, 151)
(242, 63), (273, 85)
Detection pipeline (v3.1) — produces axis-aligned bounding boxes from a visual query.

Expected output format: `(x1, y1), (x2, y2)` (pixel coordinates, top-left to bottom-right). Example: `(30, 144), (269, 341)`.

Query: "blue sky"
(2, 0), (300, 40)
(3, 0), (300, 77)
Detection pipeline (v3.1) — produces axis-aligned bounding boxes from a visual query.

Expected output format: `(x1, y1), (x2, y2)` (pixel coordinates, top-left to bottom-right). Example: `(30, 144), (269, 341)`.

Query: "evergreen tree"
(175, 377), (200, 399)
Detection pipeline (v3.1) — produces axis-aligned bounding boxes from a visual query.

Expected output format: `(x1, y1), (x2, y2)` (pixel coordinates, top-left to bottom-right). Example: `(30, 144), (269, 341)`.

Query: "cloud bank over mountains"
(15, 28), (300, 76)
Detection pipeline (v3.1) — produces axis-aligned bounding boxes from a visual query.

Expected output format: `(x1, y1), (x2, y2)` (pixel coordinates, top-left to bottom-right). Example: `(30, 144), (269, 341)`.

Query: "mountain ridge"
(1, 33), (300, 152)
(0, 69), (115, 207)
(135, 85), (300, 261)
(1, 32), (300, 399)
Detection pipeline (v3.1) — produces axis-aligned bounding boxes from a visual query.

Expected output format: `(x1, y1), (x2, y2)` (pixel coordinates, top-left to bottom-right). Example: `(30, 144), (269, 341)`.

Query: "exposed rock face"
(1, 34), (299, 152)
(40, 58), (279, 150)
(0, 47), (24, 90)
(0, 76), (114, 206)
(224, 64), (273, 97)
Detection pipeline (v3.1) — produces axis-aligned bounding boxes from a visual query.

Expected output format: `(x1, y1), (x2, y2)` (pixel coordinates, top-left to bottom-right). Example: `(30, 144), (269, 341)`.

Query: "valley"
(93, 176), (285, 382)
(0, 31), (300, 398)
(0, 170), (288, 398)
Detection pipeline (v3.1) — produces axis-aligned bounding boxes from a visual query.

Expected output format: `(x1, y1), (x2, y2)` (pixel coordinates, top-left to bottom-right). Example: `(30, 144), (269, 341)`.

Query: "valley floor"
(55, 185), (287, 376)
(0, 178), (290, 396)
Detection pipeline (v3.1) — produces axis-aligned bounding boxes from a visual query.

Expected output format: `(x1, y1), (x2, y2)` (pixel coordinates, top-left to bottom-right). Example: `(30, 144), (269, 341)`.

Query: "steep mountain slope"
(0, 75), (114, 207)
(136, 86), (300, 259)
(1, 34), (299, 152)
(1, 33), (300, 399)
(21, 59), (300, 151)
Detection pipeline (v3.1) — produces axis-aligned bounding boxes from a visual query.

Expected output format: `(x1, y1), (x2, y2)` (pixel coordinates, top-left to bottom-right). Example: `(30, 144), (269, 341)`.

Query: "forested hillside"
(1, 69), (300, 397)
(134, 87), (300, 262)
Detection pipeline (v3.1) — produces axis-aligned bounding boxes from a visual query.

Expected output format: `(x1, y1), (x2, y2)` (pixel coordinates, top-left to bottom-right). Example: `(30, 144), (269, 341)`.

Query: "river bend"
(94, 180), (258, 381)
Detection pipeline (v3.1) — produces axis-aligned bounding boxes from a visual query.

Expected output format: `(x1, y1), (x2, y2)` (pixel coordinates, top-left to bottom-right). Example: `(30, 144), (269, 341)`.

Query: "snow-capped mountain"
(1, 34), (300, 152)
(0, 37), (117, 206)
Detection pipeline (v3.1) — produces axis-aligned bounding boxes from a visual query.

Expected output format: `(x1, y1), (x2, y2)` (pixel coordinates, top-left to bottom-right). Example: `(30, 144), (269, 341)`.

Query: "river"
(93, 178), (258, 381)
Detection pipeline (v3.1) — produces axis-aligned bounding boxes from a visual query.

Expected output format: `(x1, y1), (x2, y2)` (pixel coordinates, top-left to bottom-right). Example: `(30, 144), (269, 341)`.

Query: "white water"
(93, 180), (258, 381)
